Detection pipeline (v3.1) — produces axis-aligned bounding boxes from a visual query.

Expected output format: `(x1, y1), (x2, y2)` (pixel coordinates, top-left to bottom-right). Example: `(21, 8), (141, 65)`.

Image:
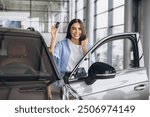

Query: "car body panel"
(69, 68), (148, 99)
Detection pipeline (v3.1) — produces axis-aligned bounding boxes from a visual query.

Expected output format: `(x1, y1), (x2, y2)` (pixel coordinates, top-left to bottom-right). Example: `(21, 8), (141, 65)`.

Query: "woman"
(49, 19), (90, 77)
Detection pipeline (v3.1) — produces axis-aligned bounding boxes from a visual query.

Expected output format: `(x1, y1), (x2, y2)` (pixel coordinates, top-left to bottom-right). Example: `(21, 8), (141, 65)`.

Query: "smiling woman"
(49, 19), (90, 78)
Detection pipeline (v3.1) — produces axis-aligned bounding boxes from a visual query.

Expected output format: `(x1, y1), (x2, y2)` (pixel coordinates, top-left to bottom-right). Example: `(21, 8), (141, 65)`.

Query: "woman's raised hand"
(51, 25), (58, 40)
(49, 25), (59, 54)
(81, 38), (88, 55)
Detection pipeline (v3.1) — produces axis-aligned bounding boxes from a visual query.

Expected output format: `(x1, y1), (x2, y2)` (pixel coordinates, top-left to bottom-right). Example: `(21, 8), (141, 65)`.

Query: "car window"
(69, 36), (137, 81)
(92, 39), (124, 71)
(0, 32), (59, 81)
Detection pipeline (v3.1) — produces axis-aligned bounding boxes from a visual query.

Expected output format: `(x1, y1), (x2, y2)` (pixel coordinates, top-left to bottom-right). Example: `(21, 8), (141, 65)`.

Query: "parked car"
(0, 27), (60, 100)
(0, 27), (148, 100)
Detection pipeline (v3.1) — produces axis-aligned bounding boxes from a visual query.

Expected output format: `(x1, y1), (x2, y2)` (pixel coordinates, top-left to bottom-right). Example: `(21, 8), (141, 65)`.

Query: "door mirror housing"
(85, 62), (116, 85)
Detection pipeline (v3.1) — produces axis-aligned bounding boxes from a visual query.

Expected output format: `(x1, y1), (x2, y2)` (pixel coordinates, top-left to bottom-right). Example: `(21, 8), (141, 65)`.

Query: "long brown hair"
(65, 19), (86, 44)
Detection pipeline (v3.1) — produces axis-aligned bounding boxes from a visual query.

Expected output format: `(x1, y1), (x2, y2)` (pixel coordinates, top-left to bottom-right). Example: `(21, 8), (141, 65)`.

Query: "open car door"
(63, 33), (149, 100)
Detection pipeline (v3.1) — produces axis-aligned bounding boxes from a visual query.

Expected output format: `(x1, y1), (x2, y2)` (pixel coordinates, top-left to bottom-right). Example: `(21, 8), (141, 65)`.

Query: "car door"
(65, 33), (149, 100)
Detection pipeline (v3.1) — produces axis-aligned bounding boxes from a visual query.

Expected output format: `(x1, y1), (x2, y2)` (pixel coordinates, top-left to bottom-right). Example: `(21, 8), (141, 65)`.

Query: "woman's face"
(70, 22), (82, 40)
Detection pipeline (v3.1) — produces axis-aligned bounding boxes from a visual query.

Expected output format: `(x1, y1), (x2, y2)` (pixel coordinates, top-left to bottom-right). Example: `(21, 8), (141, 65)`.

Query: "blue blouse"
(53, 38), (91, 77)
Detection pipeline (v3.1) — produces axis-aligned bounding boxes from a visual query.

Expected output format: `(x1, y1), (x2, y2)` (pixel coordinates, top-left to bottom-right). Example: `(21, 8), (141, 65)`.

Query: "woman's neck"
(70, 38), (80, 45)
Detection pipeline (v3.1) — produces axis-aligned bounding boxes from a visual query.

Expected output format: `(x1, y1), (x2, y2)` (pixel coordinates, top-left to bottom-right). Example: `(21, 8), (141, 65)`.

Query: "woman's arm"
(49, 26), (59, 54)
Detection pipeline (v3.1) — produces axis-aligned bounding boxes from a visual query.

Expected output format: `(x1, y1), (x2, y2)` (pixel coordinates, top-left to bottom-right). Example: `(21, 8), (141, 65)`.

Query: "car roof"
(0, 27), (40, 38)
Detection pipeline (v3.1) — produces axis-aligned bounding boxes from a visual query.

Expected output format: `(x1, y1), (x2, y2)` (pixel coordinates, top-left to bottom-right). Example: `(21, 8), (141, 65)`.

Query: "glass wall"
(94, 0), (125, 42)
(0, 0), (69, 33)
(75, 0), (86, 23)
(0, 0), (125, 45)
(49, 1), (69, 33)
(92, 0), (125, 72)
(0, 0), (70, 46)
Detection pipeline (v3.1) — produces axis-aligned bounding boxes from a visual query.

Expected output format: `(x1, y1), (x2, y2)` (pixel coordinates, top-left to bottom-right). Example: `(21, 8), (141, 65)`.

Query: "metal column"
(86, 0), (94, 68)
(86, 0), (94, 45)
(124, 0), (134, 69)
(107, 0), (113, 65)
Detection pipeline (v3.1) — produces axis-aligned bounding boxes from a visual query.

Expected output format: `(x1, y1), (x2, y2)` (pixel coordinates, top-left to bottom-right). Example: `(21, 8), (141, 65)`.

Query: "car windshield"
(0, 28), (59, 81)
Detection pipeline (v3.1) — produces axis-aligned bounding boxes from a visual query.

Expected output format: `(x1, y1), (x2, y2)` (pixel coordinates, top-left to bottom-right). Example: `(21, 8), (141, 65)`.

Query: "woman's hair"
(66, 19), (86, 44)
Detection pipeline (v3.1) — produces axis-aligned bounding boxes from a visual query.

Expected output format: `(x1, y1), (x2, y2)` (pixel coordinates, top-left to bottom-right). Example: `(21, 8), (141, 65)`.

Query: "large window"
(49, 1), (69, 33)
(94, 0), (125, 42)
(93, 39), (124, 71)
(93, 0), (125, 71)
(75, 0), (86, 22)
(0, 0), (69, 33)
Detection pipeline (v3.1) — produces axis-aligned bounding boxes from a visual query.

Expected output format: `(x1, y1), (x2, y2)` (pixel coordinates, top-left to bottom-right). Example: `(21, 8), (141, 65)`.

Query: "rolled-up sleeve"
(53, 42), (62, 70)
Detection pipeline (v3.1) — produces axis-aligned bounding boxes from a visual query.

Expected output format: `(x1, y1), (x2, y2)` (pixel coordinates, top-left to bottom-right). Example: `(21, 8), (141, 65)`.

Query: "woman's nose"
(76, 29), (80, 34)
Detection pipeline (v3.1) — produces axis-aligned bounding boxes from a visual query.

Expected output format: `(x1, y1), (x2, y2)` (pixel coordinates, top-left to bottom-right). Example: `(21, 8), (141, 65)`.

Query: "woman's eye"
(78, 28), (82, 31)
(71, 27), (81, 32)
(72, 27), (76, 30)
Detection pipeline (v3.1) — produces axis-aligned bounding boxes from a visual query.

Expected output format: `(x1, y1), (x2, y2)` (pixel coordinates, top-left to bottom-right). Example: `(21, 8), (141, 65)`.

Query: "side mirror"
(85, 62), (116, 85)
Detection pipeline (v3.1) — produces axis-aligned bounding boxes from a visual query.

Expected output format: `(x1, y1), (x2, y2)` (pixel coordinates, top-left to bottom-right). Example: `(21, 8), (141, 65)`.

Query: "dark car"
(0, 28), (148, 100)
(0, 28), (60, 100)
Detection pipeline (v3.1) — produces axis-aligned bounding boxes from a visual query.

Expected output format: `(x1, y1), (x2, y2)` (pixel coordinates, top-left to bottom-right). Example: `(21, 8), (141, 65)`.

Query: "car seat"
(0, 41), (33, 68)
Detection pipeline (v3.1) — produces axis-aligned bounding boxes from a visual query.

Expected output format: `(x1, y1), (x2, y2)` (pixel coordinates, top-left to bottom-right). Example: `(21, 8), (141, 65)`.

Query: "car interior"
(0, 32), (59, 100)
(0, 41), (33, 67)
(0, 33), (51, 71)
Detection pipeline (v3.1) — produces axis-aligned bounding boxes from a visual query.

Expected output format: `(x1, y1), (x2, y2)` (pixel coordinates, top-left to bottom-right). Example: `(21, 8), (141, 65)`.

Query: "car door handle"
(134, 84), (146, 91)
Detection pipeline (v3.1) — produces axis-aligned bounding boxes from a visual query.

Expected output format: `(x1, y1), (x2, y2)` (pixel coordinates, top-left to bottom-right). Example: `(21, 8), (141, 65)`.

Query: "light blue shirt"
(53, 38), (91, 77)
